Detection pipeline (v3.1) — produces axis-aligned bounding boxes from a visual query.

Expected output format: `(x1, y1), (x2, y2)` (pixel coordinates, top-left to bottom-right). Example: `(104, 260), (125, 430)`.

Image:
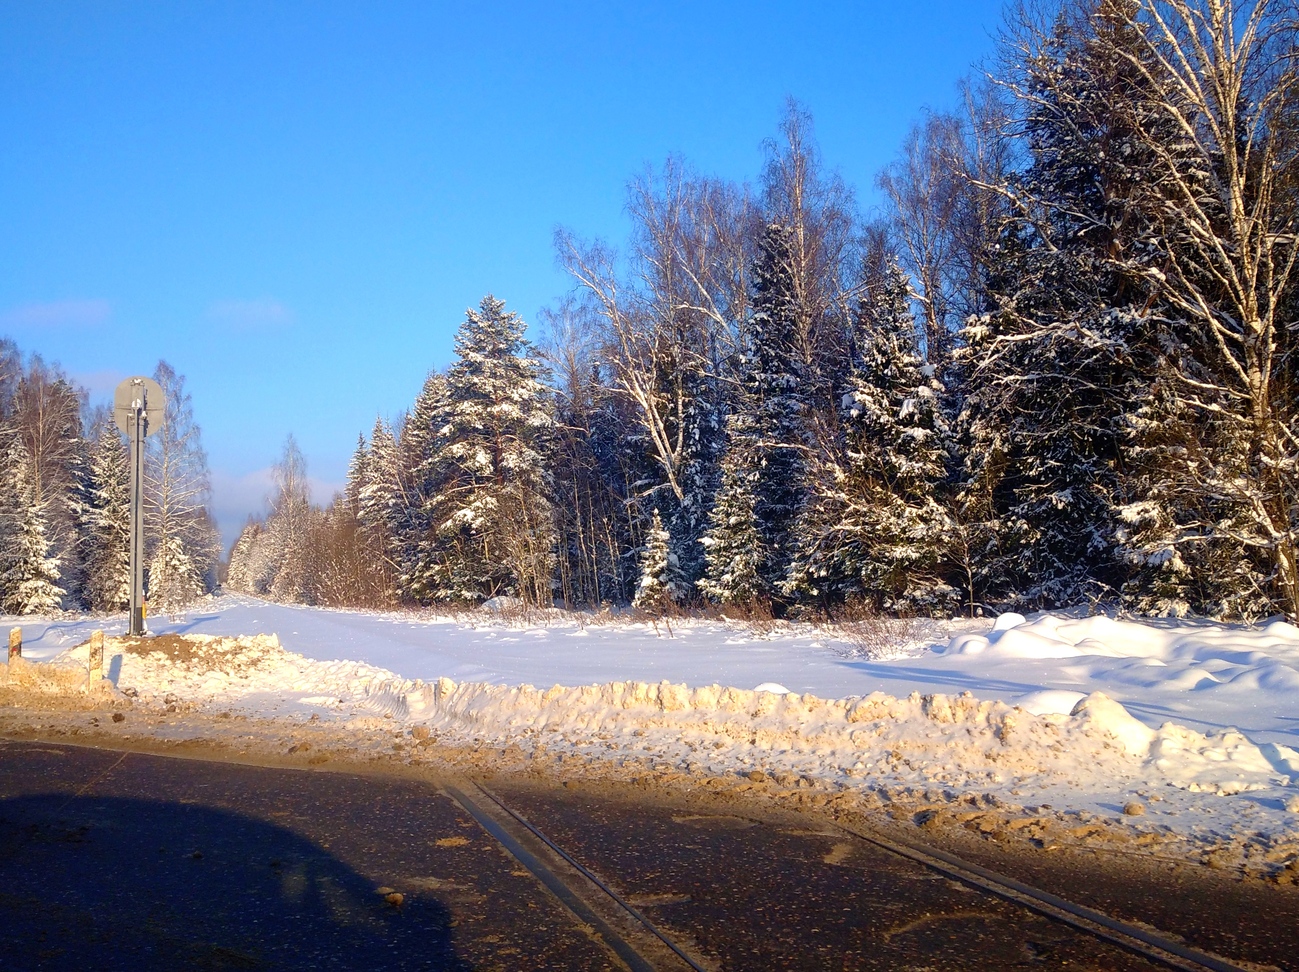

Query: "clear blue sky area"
(0, 1), (1006, 545)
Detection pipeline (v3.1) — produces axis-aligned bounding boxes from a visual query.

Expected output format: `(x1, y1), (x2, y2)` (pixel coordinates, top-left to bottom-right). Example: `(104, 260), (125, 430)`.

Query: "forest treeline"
(229, 0), (1299, 621)
(0, 346), (219, 616)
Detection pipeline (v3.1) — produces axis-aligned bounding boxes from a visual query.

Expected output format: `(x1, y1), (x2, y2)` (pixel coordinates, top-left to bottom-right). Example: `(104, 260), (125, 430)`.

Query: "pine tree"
(0, 434), (64, 615)
(410, 296), (556, 604)
(82, 418), (131, 611)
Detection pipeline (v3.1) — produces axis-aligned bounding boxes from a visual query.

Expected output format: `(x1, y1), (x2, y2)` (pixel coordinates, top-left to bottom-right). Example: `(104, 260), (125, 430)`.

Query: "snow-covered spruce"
(785, 259), (954, 612)
(700, 222), (807, 604)
(82, 416), (131, 612)
(633, 510), (679, 611)
(406, 296), (556, 606)
(0, 435), (64, 615)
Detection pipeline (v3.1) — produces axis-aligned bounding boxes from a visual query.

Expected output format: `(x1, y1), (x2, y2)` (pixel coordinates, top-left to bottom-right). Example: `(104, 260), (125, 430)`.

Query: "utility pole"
(115, 377), (165, 637)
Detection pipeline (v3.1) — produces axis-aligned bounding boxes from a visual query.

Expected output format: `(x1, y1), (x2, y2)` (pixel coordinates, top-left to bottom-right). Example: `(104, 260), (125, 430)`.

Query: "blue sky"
(0, 1), (1006, 545)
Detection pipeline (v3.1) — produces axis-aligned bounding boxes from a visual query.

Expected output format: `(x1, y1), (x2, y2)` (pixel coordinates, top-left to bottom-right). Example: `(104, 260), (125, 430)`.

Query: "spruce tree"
(955, 9), (1166, 611)
(344, 434), (368, 518)
(661, 351), (725, 600)
(82, 419), (131, 611)
(11, 362), (89, 602)
(0, 434), (64, 614)
(395, 373), (450, 597)
(357, 418), (404, 583)
(697, 450), (766, 605)
(266, 435), (315, 603)
(632, 510), (676, 612)
(342, 430), (398, 602)
(411, 296), (556, 604)
(699, 223), (807, 605)
(224, 521), (261, 594)
(145, 361), (219, 608)
(786, 261), (954, 611)
(148, 532), (204, 614)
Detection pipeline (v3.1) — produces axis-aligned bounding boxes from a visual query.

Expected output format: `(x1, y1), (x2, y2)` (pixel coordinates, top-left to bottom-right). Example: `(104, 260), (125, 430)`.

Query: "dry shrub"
(830, 601), (926, 659)
(489, 599), (550, 627)
(624, 597), (782, 638)
(712, 598), (778, 636)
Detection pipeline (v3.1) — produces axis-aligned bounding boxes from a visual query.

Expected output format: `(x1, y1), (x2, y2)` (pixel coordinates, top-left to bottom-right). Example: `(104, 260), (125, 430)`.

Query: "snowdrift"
(941, 613), (1299, 694)
(404, 675), (1299, 798)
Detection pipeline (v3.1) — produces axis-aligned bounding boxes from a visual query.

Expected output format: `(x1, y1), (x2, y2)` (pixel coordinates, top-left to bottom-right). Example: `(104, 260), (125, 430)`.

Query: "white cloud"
(209, 466), (344, 549)
(0, 298), (111, 328)
(206, 297), (295, 330)
(210, 467), (275, 539)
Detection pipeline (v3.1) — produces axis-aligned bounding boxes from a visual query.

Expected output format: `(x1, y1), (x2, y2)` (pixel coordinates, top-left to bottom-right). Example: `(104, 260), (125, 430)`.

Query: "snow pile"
(53, 634), (423, 717)
(1, 654), (93, 694)
(941, 613), (1299, 695)
(407, 675), (1299, 798)
(933, 614), (1299, 792)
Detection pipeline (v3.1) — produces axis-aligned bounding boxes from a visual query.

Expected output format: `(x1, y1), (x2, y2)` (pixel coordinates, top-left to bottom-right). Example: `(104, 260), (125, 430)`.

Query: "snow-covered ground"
(5, 594), (1299, 864)
(12, 594), (1299, 745)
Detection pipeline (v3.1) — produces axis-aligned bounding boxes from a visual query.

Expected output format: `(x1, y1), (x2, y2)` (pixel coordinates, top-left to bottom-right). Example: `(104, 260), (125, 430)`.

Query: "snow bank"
(405, 675), (1299, 798)
(52, 634), (425, 719)
(42, 630), (1296, 800)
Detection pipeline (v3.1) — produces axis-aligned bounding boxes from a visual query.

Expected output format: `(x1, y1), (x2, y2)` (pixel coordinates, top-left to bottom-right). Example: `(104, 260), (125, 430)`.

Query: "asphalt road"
(0, 739), (1290, 971)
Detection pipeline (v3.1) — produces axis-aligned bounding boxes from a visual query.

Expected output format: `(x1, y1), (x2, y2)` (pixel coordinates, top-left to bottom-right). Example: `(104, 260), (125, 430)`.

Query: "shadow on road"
(0, 794), (471, 971)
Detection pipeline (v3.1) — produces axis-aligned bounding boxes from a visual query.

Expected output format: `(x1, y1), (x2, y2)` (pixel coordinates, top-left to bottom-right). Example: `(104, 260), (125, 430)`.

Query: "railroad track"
(0, 737), (1280, 971)
(448, 779), (1257, 972)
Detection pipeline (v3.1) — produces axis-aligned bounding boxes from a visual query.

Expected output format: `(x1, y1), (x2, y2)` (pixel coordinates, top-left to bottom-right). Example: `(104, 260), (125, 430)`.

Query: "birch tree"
(266, 434), (315, 602)
(555, 158), (751, 577)
(1099, 0), (1299, 617)
(145, 361), (218, 612)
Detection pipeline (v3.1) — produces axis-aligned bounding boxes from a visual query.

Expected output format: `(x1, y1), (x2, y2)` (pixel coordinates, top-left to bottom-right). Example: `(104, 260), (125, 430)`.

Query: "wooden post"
(88, 630), (104, 688)
(7, 628), (19, 662)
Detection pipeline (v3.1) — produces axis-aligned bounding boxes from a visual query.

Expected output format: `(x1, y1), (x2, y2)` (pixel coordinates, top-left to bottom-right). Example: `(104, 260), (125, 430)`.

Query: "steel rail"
(467, 778), (1254, 972)
(466, 782), (710, 972)
(445, 782), (686, 972)
(835, 821), (1253, 972)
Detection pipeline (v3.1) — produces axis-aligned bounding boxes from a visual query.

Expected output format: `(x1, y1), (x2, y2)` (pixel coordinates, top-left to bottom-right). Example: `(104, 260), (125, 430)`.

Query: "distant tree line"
(229, 0), (1299, 622)
(0, 344), (219, 615)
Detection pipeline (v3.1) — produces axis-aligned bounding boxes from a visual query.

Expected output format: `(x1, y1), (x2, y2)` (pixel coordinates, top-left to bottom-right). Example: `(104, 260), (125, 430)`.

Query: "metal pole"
(128, 396), (145, 636)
